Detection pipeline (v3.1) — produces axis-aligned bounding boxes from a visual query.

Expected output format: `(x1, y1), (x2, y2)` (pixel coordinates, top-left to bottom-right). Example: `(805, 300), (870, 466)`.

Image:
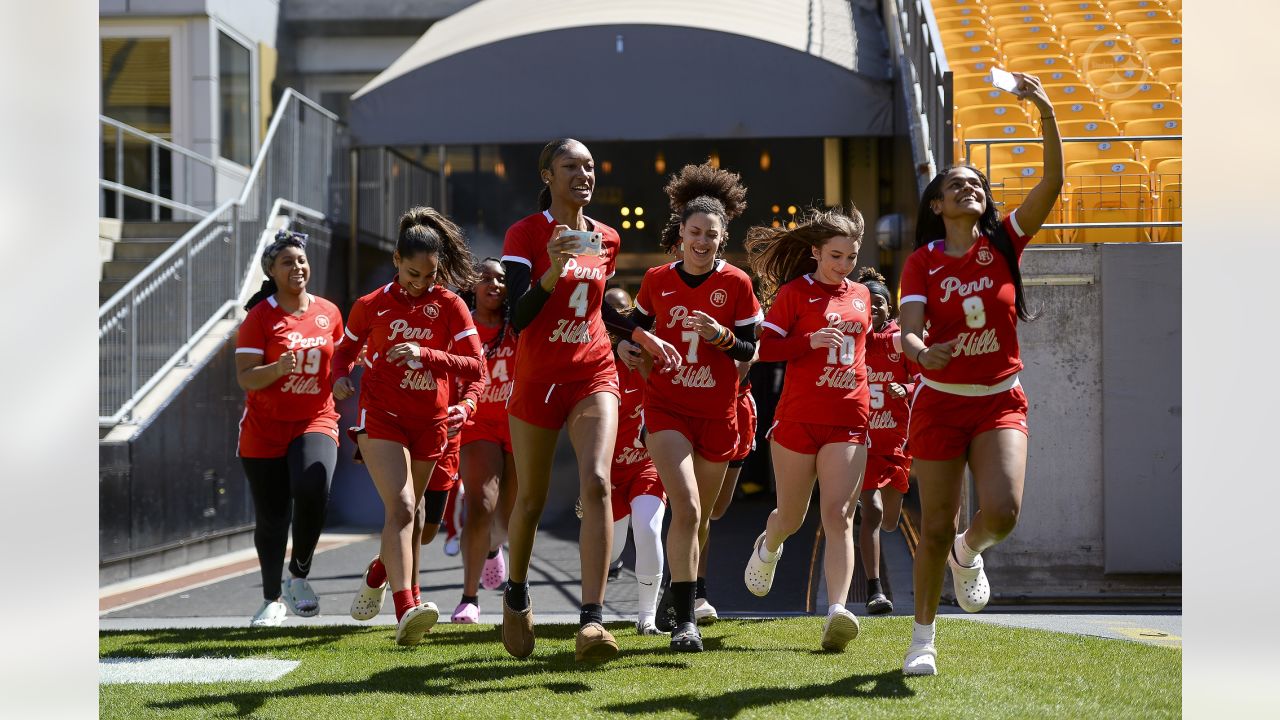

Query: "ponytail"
(245, 229), (307, 311)
(535, 138), (577, 211)
(746, 206), (865, 305)
(396, 206), (479, 290)
(244, 278), (278, 311)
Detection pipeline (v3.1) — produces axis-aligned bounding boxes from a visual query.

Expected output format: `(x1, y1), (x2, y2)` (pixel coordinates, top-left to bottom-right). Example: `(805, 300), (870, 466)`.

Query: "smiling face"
(811, 235), (861, 284)
(679, 211), (724, 273)
(542, 141), (595, 208)
(394, 251), (439, 297)
(932, 166), (988, 219)
(269, 246), (309, 295)
(473, 260), (506, 313)
(869, 291), (890, 330)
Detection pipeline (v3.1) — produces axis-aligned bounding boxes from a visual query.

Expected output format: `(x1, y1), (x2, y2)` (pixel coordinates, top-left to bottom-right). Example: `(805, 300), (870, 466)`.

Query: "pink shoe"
(481, 548), (507, 591)
(451, 601), (479, 624)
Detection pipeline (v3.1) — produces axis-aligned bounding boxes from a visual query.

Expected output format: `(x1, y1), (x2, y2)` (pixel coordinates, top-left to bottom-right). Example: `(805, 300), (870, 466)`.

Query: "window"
(101, 37), (172, 218)
(219, 32), (252, 165)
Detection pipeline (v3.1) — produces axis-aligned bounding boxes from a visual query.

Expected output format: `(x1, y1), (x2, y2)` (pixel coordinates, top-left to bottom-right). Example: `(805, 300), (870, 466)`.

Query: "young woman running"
(899, 72), (1061, 676)
(500, 138), (681, 661)
(631, 162), (759, 652)
(856, 267), (916, 616)
(235, 230), (343, 627)
(741, 206), (871, 653)
(452, 258), (520, 624)
(332, 207), (483, 646)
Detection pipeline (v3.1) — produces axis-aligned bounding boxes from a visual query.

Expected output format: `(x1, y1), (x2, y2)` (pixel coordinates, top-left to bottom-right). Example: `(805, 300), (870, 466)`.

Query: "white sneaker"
(820, 608), (861, 652)
(636, 619), (665, 636)
(395, 602), (440, 646)
(744, 532), (782, 597)
(694, 598), (718, 625)
(250, 600), (287, 628)
(948, 543), (991, 613)
(350, 557), (387, 621)
(282, 577), (319, 617)
(903, 641), (938, 675)
(443, 534), (461, 557)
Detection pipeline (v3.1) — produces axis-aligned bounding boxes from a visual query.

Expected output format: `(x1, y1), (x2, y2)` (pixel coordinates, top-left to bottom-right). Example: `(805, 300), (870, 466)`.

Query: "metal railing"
(354, 147), (443, 248)
(885, 0), (954, 189)
(99, 116), (222, 221)
(99, 89), (342, 425)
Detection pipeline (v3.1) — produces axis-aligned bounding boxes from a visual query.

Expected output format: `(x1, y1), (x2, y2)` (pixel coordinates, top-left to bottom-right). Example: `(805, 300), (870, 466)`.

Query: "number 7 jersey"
(502, 210), (620, 382)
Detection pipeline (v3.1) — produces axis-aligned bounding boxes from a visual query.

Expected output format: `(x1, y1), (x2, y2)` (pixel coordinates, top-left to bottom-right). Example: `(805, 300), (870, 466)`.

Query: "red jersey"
(634, 260), (761, 420)
(612, 359), (650, 472)
(236, 294), (344, 422)
(502, 210), (619, 382)
(470, 319), (518, 427)
(865, 320), (916, 458)
(332, 281), (483, 422)
(758, 275), (872, 426)
(899, 211), (1031, 386)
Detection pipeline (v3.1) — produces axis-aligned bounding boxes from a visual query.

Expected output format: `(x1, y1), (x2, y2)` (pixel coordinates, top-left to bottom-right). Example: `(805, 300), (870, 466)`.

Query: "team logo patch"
(888, 352), (901, 362)
(424, 304), (440, 319)
(852, 298), (866, 313)
(315, 315), (330, 329)
(710, 289), (727, 308)
(976, 248), (994, 266)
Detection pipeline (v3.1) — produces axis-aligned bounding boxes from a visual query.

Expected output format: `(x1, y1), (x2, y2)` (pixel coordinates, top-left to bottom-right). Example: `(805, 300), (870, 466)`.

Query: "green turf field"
(99, 617), (1180, 719)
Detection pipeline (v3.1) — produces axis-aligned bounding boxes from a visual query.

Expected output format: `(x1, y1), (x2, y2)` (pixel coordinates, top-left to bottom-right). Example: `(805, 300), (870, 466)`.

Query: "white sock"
(912, 621), (936, 646)
(636, 573), (663, 621)
(828, 603), (846, 617)
(759, 537), (782, 562)
(953, 533), (980, 567)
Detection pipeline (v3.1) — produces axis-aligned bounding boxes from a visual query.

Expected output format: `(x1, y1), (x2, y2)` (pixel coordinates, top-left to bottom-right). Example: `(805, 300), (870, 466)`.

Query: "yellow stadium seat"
(1061, 21), (1123, 38)
(950, 58), (1001, 76)
(942, 28), (999, 48)
(988, 168), (1072, 242)
(936, 17), (993, 32)
(1114, 8), (1175, 26)
(933, 6), (989, 21)
(1067, 159), (1151, 186)
(1086, 66), (1151, 87)
(949, 43), (1002, 63)
(1054, 101), (1109, 123)
(1077, 50), (1145, 75)
(1136, 138), (1181, 167)
(997, 23), (1062, 42)
(1153, 157), (1180, 175)
(968, 141), (1045, 169)
(935, 0), (984, 7)
(1068, 35), (1136, 57)
(1144, 50), (1181, 73)
(1123, 117), (1181, 137)
(1163, 0), (1182, 10)
(1063, 139), (1135, 164)
(990, 12), (1054, 29)
(989, 161), (1046, 185)
(986, 1), (1050, 12)
(1002, 39), (1069, 58)
(957, 103), (1032, 129)
(1037, 68), (1085, 85)
(1069, 183), (1156, 242)
(1109, 98), (1181, 123)
(962, 123), (1040, 155)
(1044, 82), (1099, 104)
(953, 72), (1002, 93)
(955, 87), (1014, 107)
(1157, 66), (1181, 84)
(1058, 118), (1120, 137)
(1048, 1), (1106, 14)
(1106, 0), (1168, 13)
(1095, 80), (1173, 103)
(1007, 54), (1077, 74)
(1126, 20), (1181, 37)
(1134, 34), (1182, 56)
(1156, 181), (1180, 241)
(1053, 10), (1114, 26)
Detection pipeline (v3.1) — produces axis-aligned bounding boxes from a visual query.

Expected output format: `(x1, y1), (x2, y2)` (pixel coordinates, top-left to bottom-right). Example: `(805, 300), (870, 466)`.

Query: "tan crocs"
(501, 597), (535, 659)
(575, 622), (619, 662)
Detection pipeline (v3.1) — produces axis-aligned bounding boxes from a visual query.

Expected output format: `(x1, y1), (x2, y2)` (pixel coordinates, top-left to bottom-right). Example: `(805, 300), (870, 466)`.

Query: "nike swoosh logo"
(928, 267), (945, 275)
(661, 290), (677, 296)
(272, 321), (287, 330)
(624, 389), (638, 394)
(808, 298), (823, 303)
(377, 309), (391, 316)
(638, 579), (654, 586)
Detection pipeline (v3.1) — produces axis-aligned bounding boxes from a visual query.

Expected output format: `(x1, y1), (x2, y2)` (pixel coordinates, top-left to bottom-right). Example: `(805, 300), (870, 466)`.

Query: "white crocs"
(694, 598), (718, 625)
(744, 532), (782, 597)
(250, 600), (287, 628)
(903, 642), (938, 675)
(395, 602), (439, 646)
(820, 608), (861, 652)
(350, 557), (388, 621)
(948, 544), (991, 613)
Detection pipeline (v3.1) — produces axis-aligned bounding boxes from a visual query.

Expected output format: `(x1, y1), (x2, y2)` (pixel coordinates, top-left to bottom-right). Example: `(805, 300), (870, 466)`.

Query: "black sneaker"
(654, 583), (677, 633)
(607, 558), (624, 581)
(866, 592), (893, 615)
(670, 621), (703, 652)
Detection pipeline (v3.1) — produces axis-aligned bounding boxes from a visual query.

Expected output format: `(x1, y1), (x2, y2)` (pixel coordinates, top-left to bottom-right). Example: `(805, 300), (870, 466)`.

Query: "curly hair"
(856, 266), (892, 306)
(745, 206), (865, 304)
(396, 206), (478, 290)
(461, 257), (509, 360)
(659, 162), (748, 254)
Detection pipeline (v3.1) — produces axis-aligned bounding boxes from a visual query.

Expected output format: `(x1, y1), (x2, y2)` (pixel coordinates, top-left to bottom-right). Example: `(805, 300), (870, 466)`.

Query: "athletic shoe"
(948, 543), (991, 613)
(443, 533), (461, 557)
(575, 622), (619, 662)
(693, 597), (718, 625)
(669, 621), (703, 652)
(820, 608), (861, 652)
(282, 577), (319, 617)
(866, 592), (894, 615)
(607, 558), (624, 581)
(451, 601), (479, 624)
(350, 557), (388, 621)
(903, 641), (938, 675)
(744, 532), (782, 597)
(501, 596), (535, 659)
(395, 602), (439, 646)
(481, 548), (507, 591)
(654, 583), (676, 633)
(249, 599), (287, 628)
(636, 619), (665, 636)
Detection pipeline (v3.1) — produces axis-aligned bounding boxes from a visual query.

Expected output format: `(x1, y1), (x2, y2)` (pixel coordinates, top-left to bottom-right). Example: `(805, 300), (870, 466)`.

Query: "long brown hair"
(396, 206), (478, 290)
(659, 162), (748, 254)
(745, 206), (865, 304)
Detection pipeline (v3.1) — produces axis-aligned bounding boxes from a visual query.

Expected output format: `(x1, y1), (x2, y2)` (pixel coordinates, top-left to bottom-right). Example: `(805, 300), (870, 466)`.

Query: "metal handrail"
(96, 180), (210, 222)
(100, 116), (220, 167)
(239, 89), (339, 206)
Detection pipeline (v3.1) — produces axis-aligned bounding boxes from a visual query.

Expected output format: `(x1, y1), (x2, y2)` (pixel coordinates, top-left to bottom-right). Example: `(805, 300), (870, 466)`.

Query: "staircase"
(98, 220), (197, 304)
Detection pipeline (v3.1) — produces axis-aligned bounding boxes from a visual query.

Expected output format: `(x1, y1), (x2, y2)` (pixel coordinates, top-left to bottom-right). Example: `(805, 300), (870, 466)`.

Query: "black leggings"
(241, 433), (338, 601)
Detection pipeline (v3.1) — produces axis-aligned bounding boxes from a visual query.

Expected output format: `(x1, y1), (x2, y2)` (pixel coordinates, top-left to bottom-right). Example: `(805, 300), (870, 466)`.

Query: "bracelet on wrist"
(915, 346), (927, 364)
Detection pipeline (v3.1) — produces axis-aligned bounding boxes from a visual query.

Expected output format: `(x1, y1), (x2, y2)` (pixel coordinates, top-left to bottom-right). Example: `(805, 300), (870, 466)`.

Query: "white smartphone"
(991, 67), (1020, 94)
(560, 229), (603, 256)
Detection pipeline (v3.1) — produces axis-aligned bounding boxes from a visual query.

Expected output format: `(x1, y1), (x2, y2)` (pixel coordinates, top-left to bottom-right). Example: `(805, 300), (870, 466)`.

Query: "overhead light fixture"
(787, 221), (797, 230)
(622, 220), (632, 229)
(634, 207), (643, 217)
(708, 152), (720, 169)
(771, 220), (782, 228)
(787, 205), (797, 215)
(601, 160), (613, 174)
(635, 220), (645, 230)
(655, 152), (666, 174)
(771, 204), (780, 213)
(760, 150), (771, 171)
(494, 161), (506, 179)
(620, 207), (630, 216)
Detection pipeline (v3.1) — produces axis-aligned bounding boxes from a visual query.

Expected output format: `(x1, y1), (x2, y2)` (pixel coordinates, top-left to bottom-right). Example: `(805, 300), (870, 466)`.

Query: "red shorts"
(730, 391), (757, 462)
(428, 433), (462, 492)
(508, 366), (620, 430)
(645, 407), (739, 463)
(862, 453), (911, 494)
(611, 461), (666, 521)
(768, 419), (869, 455)
(350, 404), (449, 463)
(238, 409), (339, 459)
(460, 414), (513, 455)
(908, 382), (1029, 461)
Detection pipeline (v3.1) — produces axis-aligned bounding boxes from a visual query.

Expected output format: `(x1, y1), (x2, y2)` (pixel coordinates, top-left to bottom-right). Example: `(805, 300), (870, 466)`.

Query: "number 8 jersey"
(898, 211), (1031, 386)
(502, 210), (620, 382)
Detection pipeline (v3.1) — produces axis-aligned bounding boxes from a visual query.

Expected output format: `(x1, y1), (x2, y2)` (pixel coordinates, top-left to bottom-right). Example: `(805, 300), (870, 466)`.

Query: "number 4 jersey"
(235, 294), (345, 421)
